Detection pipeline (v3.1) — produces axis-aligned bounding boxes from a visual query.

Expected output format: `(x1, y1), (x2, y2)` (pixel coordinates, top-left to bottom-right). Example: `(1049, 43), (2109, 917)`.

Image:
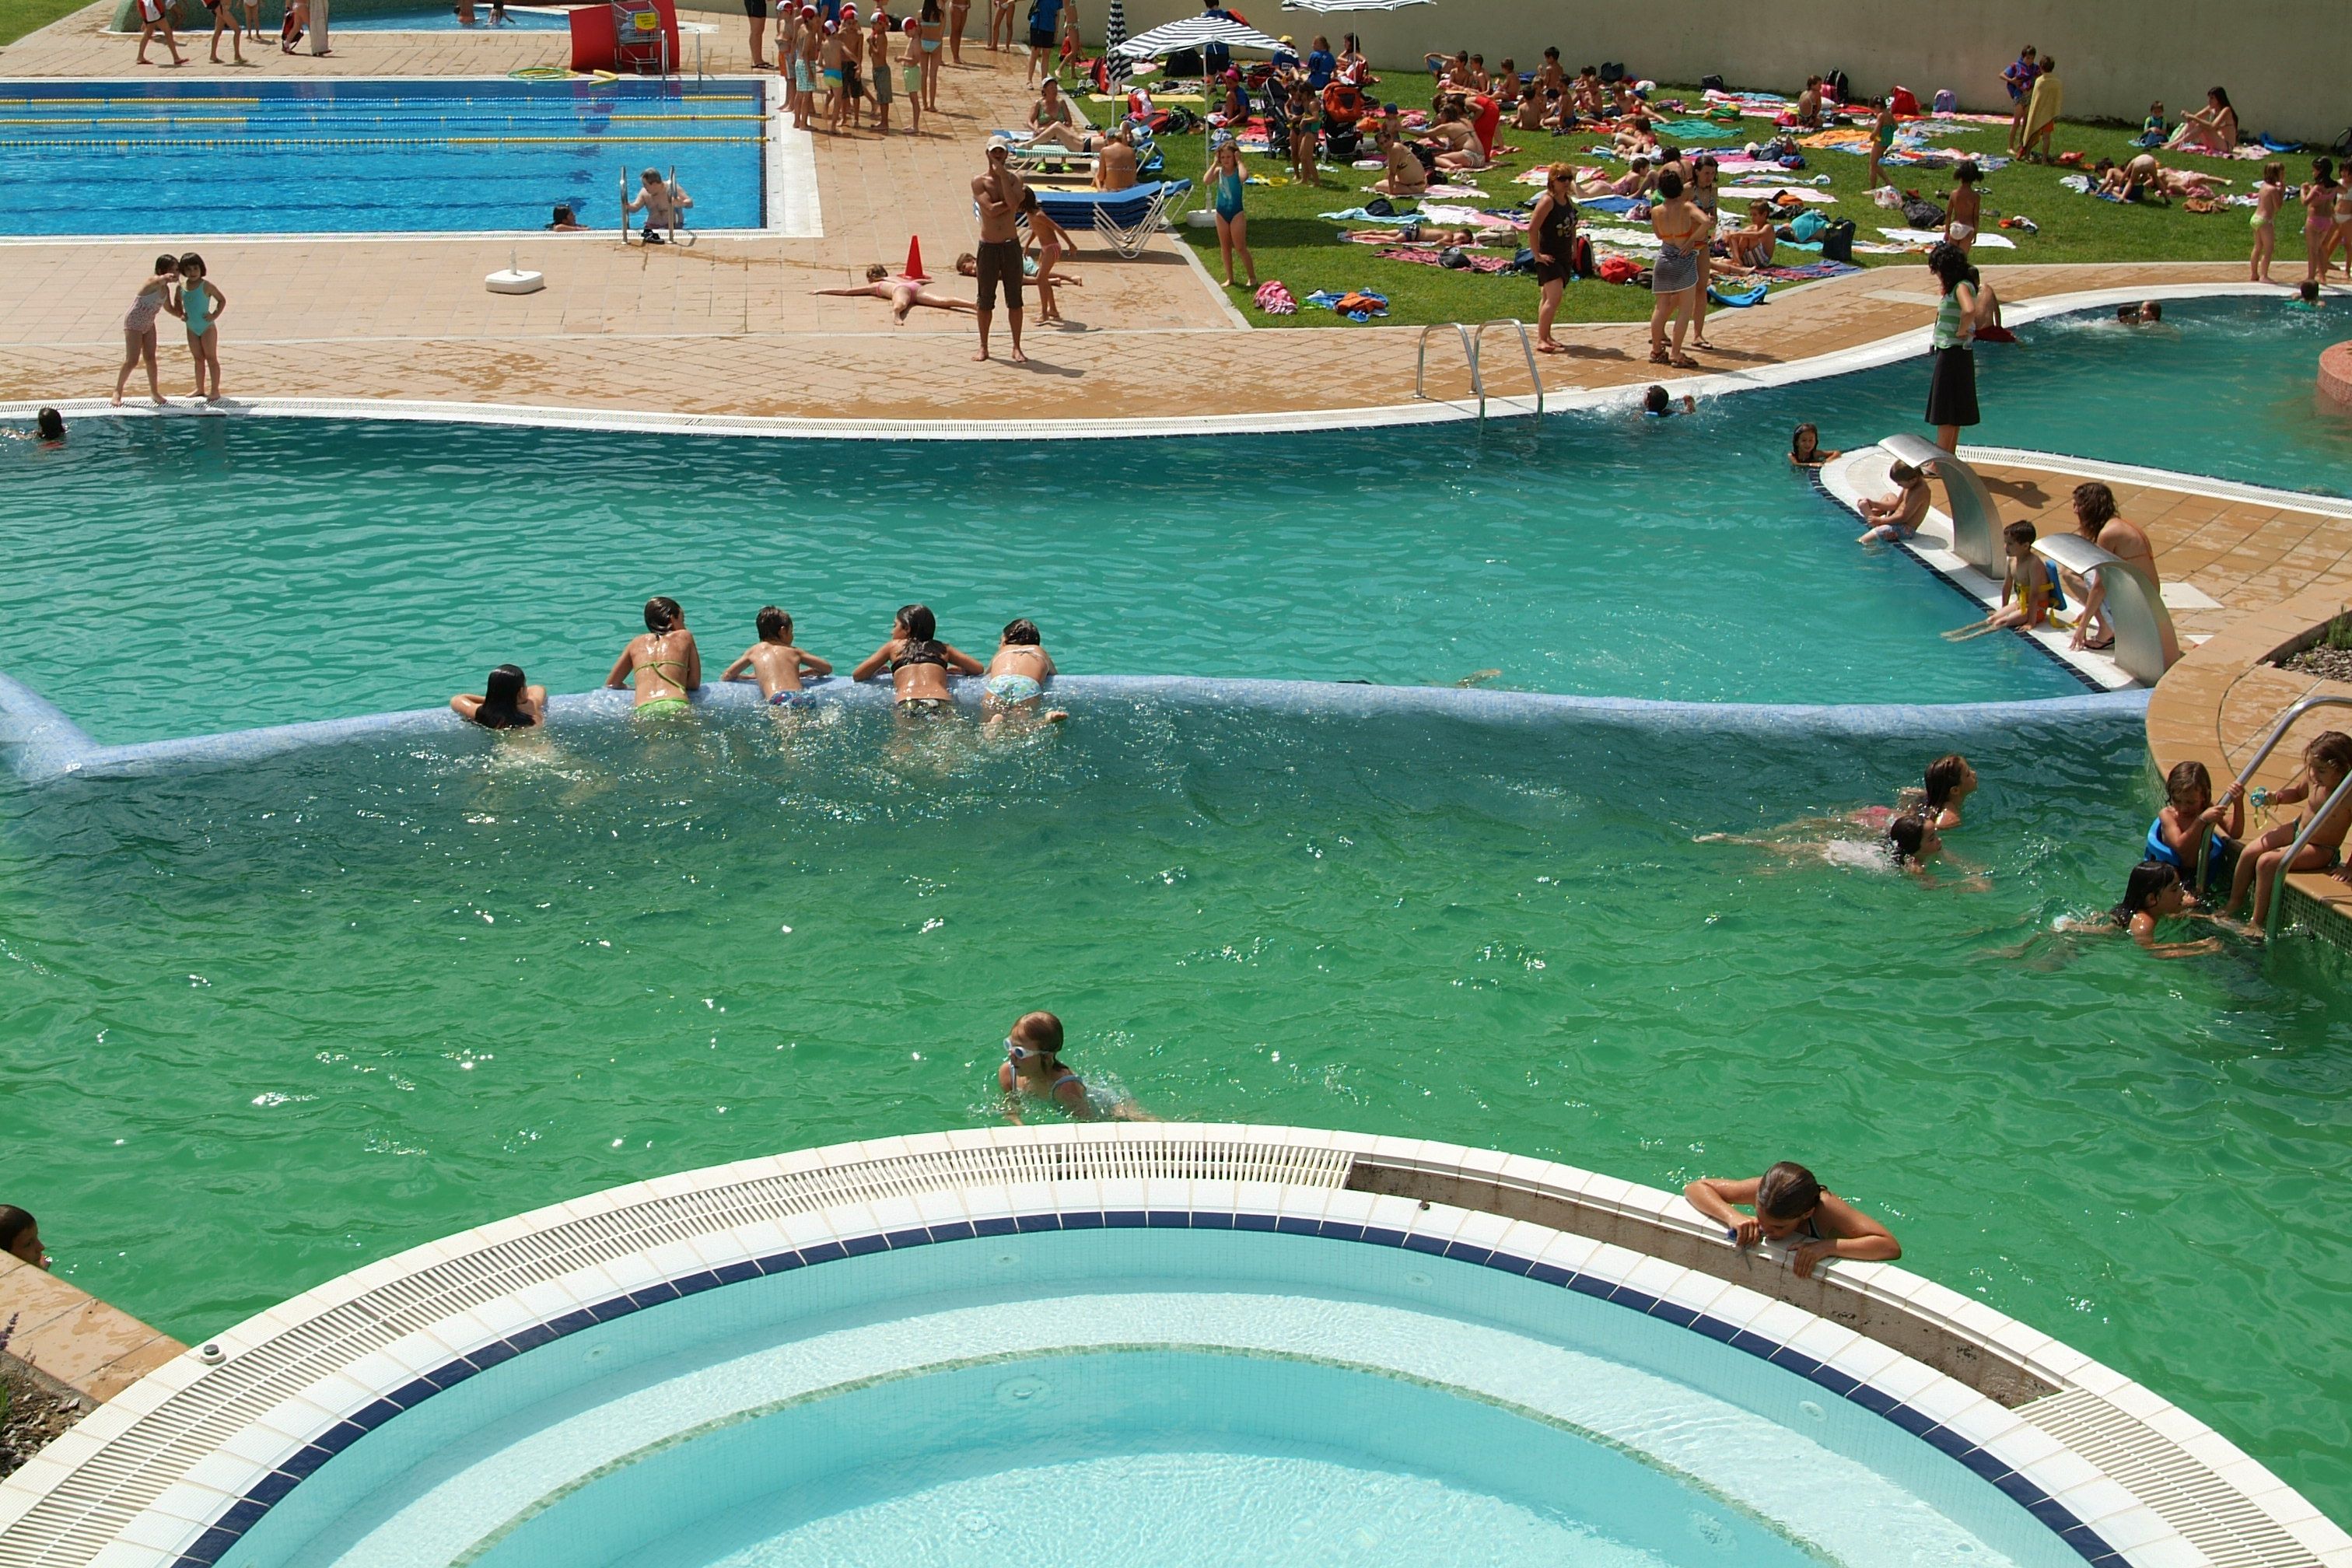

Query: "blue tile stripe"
(168, 1210), (2115, 1567)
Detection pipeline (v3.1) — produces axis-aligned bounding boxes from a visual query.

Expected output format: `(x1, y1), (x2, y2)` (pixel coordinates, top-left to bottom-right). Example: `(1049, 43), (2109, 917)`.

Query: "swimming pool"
(201, 1220), (2088, 1568)
(0, 403), (2087, 745)
(4, 700), (2349, 1524)
(24, 1128), (2321, 1568)
(332, 4), (578, 29)
(1, 79), (765, 236)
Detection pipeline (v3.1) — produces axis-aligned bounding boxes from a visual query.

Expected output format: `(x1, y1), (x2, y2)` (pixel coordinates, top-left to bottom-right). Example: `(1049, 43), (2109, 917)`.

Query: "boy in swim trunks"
(1855, 460), (1929, 544)
(723, 605), (834, 706)
(982, 618), (1066, 723)
(899, 16), (923, 133)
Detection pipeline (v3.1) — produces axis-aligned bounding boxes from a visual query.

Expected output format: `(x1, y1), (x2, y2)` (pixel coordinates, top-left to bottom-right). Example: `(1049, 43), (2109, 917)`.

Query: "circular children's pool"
(4, 1129), (2338, 1568)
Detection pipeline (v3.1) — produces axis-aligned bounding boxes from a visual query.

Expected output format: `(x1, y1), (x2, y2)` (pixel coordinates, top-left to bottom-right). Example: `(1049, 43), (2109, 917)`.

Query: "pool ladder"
(2207, 690), (2352, 939)
(1414, 319), (1545, 423)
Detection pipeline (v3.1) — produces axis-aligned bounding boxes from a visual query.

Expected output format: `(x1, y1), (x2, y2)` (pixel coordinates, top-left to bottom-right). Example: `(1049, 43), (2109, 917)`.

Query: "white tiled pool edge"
(0, 1126), (2339, 1568)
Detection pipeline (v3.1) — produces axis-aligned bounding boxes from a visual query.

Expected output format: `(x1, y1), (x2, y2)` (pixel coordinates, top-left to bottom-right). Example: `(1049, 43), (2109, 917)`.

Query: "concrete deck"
(0, 1256), (184, 1405)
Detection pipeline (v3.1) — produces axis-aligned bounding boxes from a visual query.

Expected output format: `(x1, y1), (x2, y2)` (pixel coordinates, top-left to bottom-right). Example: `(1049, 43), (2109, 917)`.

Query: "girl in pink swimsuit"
(112, 254), (179, 407)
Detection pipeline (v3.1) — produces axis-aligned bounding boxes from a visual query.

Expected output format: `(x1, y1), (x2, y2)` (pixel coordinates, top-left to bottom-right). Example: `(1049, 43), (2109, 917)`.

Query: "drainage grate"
(2017, 1388), (2319, 1568)
(0, 1136), (1354, 1568)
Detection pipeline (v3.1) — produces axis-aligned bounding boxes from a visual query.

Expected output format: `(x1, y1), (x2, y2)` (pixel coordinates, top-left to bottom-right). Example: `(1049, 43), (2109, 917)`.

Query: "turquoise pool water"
(2, 403), (2083, 745)
(0, 81), (764, 236)
(1815, 292), (2352, 498)
(5, 706), (2349, 1523)
(220, 1227), (2074, 1567)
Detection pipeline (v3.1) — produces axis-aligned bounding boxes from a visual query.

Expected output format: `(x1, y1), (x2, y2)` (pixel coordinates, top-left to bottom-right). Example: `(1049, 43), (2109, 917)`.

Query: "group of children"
(2124, 739), (2352, 948)
(450, 597), (1068, 731)
(771, 0), (947, 138)
(110, 253), (226, 408)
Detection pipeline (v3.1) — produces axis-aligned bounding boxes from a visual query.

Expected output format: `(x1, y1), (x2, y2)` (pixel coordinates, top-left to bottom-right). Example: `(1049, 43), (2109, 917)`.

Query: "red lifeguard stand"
(569, 0), (680, 75)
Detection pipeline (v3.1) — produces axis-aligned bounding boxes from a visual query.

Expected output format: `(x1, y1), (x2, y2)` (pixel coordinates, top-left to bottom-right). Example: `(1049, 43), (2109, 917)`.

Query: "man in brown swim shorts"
(970, 144), (1027, 362)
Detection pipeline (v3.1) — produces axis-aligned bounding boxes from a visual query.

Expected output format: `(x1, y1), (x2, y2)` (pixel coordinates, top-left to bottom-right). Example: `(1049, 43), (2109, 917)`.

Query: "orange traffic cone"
(904, 235), (929, 280)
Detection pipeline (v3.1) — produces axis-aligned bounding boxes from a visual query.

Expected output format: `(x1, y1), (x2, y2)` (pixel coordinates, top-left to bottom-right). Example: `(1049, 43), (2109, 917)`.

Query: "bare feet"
(110, 390), (124, 406)
(1006, 347), (1027, 363)
(973, 348), (989, 361)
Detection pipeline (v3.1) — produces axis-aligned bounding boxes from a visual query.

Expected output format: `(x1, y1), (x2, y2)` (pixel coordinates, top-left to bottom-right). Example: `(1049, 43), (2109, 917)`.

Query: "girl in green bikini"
(604, 597), (702, 714)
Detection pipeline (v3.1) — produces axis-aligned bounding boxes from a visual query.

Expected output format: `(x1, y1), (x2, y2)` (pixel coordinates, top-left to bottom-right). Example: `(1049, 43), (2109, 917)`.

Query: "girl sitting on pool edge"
(1683, 1161), (1902, 1279)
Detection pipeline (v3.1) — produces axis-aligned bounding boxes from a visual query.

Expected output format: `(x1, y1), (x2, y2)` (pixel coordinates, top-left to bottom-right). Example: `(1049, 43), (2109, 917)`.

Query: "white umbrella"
(1279, 0), (1429, 9)
(1114, 14), (1281, 58)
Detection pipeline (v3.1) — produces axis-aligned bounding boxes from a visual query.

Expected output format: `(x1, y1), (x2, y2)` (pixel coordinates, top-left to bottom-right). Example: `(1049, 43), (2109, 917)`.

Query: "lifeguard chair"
(569, 0), (679, 75)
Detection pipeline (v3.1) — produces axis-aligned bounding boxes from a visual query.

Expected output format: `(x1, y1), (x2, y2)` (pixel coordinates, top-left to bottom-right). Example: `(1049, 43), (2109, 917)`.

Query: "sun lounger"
(1030, 180), (1194, 257)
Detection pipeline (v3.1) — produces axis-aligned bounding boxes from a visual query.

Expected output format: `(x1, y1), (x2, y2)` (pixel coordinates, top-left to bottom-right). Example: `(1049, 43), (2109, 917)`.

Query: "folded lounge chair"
(1031, 180), (1194, 257)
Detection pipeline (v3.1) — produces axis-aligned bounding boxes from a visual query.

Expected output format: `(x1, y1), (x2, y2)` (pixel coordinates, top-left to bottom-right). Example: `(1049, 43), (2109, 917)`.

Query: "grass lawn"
(1094, 72), (2317, 329)
(0, 0), (89, 44)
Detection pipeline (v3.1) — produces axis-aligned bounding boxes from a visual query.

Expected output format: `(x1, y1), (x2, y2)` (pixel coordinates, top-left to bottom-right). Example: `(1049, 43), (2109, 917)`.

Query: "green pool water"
(3, 706), (2347, 1521)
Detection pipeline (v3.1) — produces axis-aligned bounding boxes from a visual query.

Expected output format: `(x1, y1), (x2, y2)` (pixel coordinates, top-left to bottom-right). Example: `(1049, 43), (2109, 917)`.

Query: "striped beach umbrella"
(1114, 13), (1281, 57)
(1102, 0), (1128, 79)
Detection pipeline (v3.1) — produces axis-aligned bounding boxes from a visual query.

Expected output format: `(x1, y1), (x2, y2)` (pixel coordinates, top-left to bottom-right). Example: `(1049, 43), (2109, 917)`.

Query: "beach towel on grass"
(1577, 194), (1643, 213)
(1756, 259), (1861, 280)
(1255, 280), (1297, 314)
(1707, 280), (1769, 307)
(1423, 183), (1487, 198)
(1304, 289), (1389, 320)
(1319, 207), (1420, 224)
(1653, 117), (1736, 140)
(1880, 226), (2014, 248)
(1421, 204), (1526, 231)
(1720, 186), (1838, 203)
(1373, 246), (1517, 273)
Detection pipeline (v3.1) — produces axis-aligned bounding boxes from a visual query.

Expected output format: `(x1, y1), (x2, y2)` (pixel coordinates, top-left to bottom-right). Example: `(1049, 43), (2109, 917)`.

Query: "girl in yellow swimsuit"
(604, 596), (702, 713)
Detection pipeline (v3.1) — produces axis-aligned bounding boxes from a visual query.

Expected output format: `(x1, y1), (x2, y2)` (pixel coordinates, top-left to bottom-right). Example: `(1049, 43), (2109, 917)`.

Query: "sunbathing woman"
(1371, 121), (1429, 197)
(850, 603), (985, 715)
(1426, 100), (1488, 173)
(2165, 86), (2237, 155)
(604, 597), (701, 716)
(814, 264), (979, 320)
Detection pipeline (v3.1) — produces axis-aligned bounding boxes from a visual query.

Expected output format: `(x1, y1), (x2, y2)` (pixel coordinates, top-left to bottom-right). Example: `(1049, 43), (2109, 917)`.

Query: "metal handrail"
(2268, 768), (2352, 939)
(2196, 691), (2352, 919)
(1473, 318), (1545, 416)
(1414, 323), (1482, 421)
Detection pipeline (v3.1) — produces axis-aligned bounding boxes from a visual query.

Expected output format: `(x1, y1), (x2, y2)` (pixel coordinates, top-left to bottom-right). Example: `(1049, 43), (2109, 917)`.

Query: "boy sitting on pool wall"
(983, 618), (1066, 723)
(1854, 461), (1929, 545)
(1683, 1163), (1901, 1280)
(1946, 520), (2052, 640)
(722, 606), (832, 707)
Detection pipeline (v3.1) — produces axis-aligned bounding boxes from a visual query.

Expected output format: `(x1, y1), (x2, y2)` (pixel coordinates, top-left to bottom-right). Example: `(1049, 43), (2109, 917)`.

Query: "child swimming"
(2105, 859), (2224, 957)
(722, 605), (834, 707)
(996, 1010), (1149, 1122)
(1787, 422), (1840, 468)
(604, 596), (702, 714)
(982, 617), (1067, 724)
(1853, 753), (1977, 832)
(2224, 730), (2352, 929)
(1682, 1161), (1902, 1279)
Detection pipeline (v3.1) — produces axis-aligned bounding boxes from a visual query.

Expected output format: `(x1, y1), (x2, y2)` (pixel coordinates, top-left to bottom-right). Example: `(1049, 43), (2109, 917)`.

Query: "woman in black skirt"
(1923, 241), (1983, 452)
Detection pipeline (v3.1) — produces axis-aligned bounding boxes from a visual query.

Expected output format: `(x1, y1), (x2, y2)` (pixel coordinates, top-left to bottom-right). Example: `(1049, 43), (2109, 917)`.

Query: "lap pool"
(1, 79), (767, 236)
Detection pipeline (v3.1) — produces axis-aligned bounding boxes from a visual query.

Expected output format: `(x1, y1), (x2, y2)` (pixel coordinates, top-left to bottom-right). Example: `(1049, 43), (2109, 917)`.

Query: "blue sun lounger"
(1030, 180), (1193, 258)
